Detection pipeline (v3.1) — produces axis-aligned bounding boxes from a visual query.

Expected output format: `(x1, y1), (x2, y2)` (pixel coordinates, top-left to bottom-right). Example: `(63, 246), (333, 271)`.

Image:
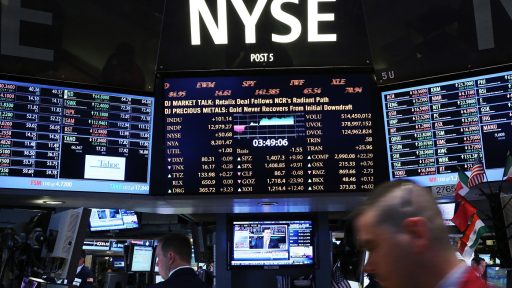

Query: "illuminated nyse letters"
(271, 0), (301, 43)
(190, 0), (228, 44)
(1, 0), (54, 61)
(189, 0), (336, 45)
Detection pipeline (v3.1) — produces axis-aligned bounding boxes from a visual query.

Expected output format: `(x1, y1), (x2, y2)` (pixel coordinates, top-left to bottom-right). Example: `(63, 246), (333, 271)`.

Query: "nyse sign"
(190, 0), (336, 45)
(158, 0), (371, 70)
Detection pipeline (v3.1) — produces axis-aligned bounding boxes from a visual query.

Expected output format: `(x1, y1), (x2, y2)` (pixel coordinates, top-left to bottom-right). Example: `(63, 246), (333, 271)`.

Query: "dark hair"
(158, 233), (192, 264)
(471, 256), (485, 266)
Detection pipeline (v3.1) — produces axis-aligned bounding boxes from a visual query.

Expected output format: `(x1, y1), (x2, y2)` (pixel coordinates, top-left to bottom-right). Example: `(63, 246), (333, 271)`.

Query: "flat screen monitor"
(382, 69), (512, 187)
(89, 209), (139, 232)
(229, 219), (315, 268)
(438, 203), (455, 226)
(486, 267), (509, 288)
(161, 71), (379, 195)
(0, 77), (154, 194)
(103, 272), (128, 288)
(130, 245), (153, 272)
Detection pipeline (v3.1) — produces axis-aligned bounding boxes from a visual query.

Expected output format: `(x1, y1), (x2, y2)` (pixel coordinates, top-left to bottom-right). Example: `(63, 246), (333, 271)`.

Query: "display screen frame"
(0, 73), (155, 195)
(227, 213), (317, 270)
(152, 67), (389, 196)
(380, 64), (512, 187)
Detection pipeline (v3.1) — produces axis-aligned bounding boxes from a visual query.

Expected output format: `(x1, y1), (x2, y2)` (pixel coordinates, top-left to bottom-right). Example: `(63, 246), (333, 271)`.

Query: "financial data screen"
(0, 79), (153, 194)
(382, 70), (512, 186)
(231, 220), (314, 267)
(163, 73), (376, 194)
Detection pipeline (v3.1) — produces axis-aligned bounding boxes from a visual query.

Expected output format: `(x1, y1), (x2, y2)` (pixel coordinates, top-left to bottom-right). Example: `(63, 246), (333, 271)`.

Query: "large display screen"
(0, 78), (153, 194)
(230, 220), (314, 268)
(89, 209), (139, 232)
(382, 70), (512, 187)
(163, 73), (376, 194)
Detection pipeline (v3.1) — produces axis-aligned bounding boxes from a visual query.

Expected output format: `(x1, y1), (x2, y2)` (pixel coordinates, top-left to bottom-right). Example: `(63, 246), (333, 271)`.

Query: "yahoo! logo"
(189, 0), (337, 45)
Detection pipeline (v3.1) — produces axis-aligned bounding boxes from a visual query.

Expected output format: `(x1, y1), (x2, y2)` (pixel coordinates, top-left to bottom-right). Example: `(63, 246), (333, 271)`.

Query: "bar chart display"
(382, 70), (512, 187)
(163, 73), (376, 194)
(0, 78), (153, 194)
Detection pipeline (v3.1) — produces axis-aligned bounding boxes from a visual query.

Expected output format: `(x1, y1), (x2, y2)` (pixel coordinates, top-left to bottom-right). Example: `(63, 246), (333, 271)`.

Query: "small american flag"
(332, 259), (351, 288)
(468, 157), (485, 187)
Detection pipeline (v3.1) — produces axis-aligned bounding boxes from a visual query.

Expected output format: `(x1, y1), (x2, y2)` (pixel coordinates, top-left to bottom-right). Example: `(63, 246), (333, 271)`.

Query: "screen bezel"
(0, 73), (155, 195)
(88, 208), (140, 232)
(226, 213), (317, 270)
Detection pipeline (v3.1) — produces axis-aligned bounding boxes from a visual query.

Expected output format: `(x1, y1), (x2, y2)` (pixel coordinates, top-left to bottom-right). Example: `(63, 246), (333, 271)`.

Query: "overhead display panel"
(162, 72), (377, 194)
(157, 0), (371, 71)
(382, 69), (512, 187)
(362, 0), (512, 85)
(0, 78), (153, 194)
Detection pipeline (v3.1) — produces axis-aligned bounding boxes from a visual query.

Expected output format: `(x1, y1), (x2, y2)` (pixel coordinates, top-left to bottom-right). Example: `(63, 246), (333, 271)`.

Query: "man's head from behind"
(78, 250), (86, 266)
(471, 256), (486, 277)
(156, 233), (192, 279)
(353, 180), (452, 288)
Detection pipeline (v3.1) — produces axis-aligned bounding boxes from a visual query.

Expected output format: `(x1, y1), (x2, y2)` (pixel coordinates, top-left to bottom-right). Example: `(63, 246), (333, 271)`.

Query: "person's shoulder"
(170, 268), (209, 288)
(147, 281), (168, 288)
(459, 267), (487, 288)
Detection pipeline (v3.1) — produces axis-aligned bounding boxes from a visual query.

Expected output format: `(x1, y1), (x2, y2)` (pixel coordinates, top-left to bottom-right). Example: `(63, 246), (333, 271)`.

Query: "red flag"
(451, 199), (477, 232)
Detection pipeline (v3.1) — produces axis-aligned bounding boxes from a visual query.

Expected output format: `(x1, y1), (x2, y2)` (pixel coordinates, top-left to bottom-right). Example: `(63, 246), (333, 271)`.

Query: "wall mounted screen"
(162, 73), (376, 194)
(230, 220), (314, 268)
(89, 209), (139, 232)
(382, 70), (512, 187)
(0, 78), (153, 194)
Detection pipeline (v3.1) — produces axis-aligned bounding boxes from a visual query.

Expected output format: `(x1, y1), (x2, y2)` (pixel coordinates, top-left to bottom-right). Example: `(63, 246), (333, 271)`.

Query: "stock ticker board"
(382, 70), (512, 187)
(0, 79), (153, 194)
(163, 73), (376, 194)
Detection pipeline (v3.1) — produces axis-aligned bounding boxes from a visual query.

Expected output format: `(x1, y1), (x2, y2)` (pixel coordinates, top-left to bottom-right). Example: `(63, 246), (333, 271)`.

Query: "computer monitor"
(486, 266), (509, 288)
(130, 245), (154, 272)
(229, 218), (315, 268)
(103, 272), (128, 288)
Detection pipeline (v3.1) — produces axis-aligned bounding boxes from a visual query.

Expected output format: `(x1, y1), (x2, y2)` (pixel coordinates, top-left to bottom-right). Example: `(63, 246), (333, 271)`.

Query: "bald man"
(353, 180), (487, 288)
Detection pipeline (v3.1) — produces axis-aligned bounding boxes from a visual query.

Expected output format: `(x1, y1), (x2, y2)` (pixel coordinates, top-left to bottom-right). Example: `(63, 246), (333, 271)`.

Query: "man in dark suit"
(74, 251), (94, 288)
(252, 228), (279, 249)
(151, 233), (209, 288)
